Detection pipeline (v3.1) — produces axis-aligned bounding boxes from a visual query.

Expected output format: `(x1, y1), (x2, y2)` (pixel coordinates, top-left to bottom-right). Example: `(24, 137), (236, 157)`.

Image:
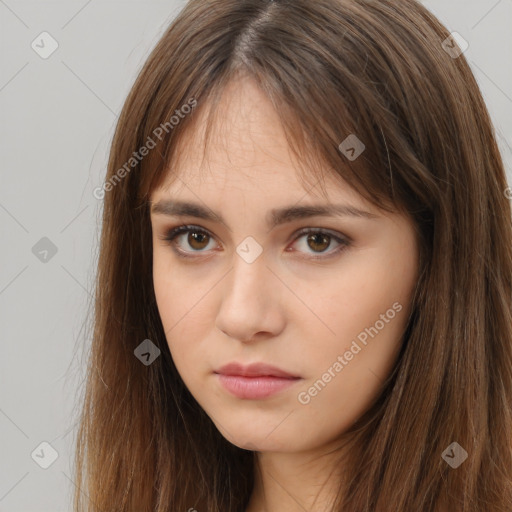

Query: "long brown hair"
(73, 0), (512, 510)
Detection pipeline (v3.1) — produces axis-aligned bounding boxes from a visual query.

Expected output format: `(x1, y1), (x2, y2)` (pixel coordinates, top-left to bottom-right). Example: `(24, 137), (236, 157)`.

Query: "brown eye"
(187, 231), (210, 250)
(162, 225), (217, 256)
(161, 224), (350, 261)
(306, 233), (331, 253)
(290, 228), (350, 259)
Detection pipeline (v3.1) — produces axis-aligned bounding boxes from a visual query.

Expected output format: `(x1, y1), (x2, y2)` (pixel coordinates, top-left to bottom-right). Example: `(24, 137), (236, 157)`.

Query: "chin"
(214, 421), (303, 452)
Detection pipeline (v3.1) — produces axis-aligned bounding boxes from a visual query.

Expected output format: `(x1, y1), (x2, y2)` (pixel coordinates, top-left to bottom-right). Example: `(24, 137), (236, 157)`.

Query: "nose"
(215, 250), (286, 343)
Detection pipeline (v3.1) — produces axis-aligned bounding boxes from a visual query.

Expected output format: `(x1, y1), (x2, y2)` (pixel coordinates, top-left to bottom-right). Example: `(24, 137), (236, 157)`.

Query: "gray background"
(0, 1), (511, 510)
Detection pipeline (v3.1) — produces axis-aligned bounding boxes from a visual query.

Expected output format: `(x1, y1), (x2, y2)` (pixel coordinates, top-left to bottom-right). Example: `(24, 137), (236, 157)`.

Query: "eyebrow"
(150, 199), (379, 230)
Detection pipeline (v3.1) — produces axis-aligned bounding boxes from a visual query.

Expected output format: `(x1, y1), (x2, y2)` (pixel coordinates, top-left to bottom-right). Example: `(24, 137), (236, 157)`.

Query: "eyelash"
(159, 224), (351, 260)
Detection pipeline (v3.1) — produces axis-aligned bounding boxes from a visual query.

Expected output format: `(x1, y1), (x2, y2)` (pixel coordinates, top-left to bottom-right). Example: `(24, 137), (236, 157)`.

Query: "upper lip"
(215, 362), (300, 379)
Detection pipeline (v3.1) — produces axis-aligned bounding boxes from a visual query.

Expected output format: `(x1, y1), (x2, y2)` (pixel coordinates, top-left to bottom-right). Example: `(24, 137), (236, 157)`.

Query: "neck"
(245, 442), (348, 512)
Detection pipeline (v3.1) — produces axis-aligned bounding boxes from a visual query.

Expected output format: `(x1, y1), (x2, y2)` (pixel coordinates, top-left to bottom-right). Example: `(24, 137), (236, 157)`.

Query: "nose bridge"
(216, 243), (284, 341)
(225, 243), (270, 305)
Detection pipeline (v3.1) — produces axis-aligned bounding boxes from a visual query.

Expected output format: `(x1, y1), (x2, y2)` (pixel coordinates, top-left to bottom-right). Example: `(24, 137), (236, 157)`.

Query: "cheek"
(152, 252), (218, 378)
(295, 253), (413, 351)
(152, 251), (209, 329)
(291, 278), (409, 398)
(292, 246), (417, 422)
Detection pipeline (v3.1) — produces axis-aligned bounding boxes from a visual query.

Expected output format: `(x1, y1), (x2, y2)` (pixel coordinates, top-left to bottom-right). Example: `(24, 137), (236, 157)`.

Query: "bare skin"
(150, 75), (420, 512)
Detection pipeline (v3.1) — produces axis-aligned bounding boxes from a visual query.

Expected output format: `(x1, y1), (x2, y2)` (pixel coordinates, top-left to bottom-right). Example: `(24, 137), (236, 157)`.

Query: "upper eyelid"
(164, 223), (348, 238)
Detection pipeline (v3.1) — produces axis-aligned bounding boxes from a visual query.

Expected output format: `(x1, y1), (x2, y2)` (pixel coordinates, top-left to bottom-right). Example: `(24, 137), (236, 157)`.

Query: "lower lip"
(215, 374), (301, 399)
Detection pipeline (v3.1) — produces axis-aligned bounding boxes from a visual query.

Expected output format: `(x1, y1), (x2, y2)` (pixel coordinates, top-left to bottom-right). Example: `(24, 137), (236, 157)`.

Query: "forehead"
(154, 76), (364, 206)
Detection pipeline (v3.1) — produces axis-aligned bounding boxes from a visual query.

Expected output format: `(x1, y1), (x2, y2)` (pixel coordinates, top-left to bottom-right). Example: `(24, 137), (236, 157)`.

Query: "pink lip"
(214, 362), (302, 399)
(215, 362), (300, 378)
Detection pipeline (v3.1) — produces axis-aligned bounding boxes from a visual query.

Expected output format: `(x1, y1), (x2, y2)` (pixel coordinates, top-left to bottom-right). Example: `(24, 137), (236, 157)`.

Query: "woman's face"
(150, 76), (419, 453)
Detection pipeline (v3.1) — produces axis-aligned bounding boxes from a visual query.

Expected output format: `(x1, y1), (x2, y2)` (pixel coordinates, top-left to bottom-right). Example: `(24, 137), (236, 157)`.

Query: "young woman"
(75, 0), (512, 510)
